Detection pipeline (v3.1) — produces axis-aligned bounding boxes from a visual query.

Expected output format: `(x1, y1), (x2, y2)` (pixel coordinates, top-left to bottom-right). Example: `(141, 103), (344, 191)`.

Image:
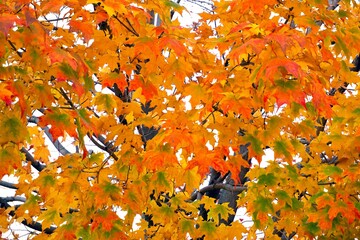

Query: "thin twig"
(40, 16), (71, 22)
(113, 16), (139, 36)
(7, 40), (23, 57)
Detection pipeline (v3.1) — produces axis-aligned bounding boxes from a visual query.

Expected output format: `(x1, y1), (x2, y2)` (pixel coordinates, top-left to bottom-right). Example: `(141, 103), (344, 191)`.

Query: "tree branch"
(188, 183), (247, 202)
(91, 134), (118, 160)
(21, 219), (56, 234)
(0, 180), (17, 189)
(20, 147), (46, 172)
(28, 115), (71, 156)
(7, 40), (23, 57)
(0, 196), (26, 203)
(113, 15), (139, 36)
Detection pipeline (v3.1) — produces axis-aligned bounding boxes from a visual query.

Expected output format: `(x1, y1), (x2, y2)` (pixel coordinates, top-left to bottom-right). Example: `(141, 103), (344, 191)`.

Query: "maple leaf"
(46, 47), (78, 70)
(38, 109), (77, 140)
(95, 9), (109, 25)
(261, 58), (304, 83)
(159, 36), (187, 56)
(129, 75), (158, 101)
(0, 114), (29, 145)
(0, 14), (25, 36)
(265, 32), (306, 54)
(69, 20), (94, 42)
(0, 83), (13, 105)
(0, 144), (25, 178)
(144, 143), (178, 170)
(93, 93), (117, 113)
(100, 72), (127, 90)
(229, 38), (266, 64)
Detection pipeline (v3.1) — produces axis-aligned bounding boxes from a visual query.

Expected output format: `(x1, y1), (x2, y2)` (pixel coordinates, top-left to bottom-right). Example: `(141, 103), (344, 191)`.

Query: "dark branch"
(28, 115), (71, 156)
(7, 40), (23, 57)
(113, 15), (139, 37)
(188, 183), (247, 202)
(21, 219), (56, 234)
(0, 180), (17, 189)
(20, 147), (46, 172)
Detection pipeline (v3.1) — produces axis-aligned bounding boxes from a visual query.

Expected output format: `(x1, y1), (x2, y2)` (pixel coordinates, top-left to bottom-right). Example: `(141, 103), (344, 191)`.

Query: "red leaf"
(0, 84), (13, 105)
(0, 14), (25, 36)
(159, 36), (187, 56)
(101, 72), (127, 90)
(96, 10), (109, 25)
(46, 47), (78, 70)
(129, 75), (157, 101)
(38, 109), (77, 140)
(262, 58), (303, 82)
(69, 20), (94, 42)
(229, 22), (251, 34)
(229, 39), (266, 62)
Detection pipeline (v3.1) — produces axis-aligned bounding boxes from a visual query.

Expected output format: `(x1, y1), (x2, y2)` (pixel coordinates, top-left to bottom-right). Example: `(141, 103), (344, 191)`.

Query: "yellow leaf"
(93, 93), (117, 113)
(125, 111), (134, 123)
(0, 114), (28, 145)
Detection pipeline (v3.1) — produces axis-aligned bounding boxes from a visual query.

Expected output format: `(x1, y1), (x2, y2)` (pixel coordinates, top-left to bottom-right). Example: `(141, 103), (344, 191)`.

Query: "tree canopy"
(0, 0), (360, 239)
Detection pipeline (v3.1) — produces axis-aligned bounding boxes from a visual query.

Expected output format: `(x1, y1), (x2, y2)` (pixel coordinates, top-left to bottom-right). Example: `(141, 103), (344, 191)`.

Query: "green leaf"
(84, 75), (94, 91)
(254, 196), (274, 213)
(323, 165), (342, 175)
(309, 191), (325, 204)
(208, 204), (234, 222)
(257, 173), (276, 186)
(355, 202), (360, 211)
(41, 174), (56, 187)
(128, 191), (137, 202)
(274, 79), (298, 90)
(59, 63), (78, 78)
(339, 32), (350, 55)
(77, 226), (96, 240)
(290, 102), (303, 116)
(333, 116), (345, 123)
(337, 10), (348, 18)
(352, 108), (360, 116)
(275, 190), (292, 205)
(155, 171), (170, 188)
(88, 152), (104, 165)
(159, 205), (174, 217)
(103, 181), (120, 194)
(0, 115), (28, 144)
(274, 140), (291, 158)
(303, 221), (320, 236)
(200, 221), (216, 235)
(179, 219), (194, 233)
(245, 134), (263, 155)
(267, 116), (282, 130)
(285, 165), (298, 181)
(290, 197), (303, 210)
(305, 102), (317, 116)
(38, 208), (59, 229)
(165, 0), (182, 9)
(94, 93), (117, 113)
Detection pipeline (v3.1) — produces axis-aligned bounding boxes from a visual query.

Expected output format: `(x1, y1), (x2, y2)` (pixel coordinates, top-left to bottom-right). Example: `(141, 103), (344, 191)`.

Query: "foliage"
(0, 0), (360, 239)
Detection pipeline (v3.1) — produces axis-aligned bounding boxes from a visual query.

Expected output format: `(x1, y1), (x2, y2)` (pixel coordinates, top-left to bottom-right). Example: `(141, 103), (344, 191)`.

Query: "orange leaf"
(69, 20), (94, 42)
(38, 109), (77, 140)
(0, 14), (25, 36)
(262, 58), (304, 82)
(159, 36), (187, 56)
(0, 83), (13, 105)
(129, 75), (157, 101)
(101, 72), (127, 90)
